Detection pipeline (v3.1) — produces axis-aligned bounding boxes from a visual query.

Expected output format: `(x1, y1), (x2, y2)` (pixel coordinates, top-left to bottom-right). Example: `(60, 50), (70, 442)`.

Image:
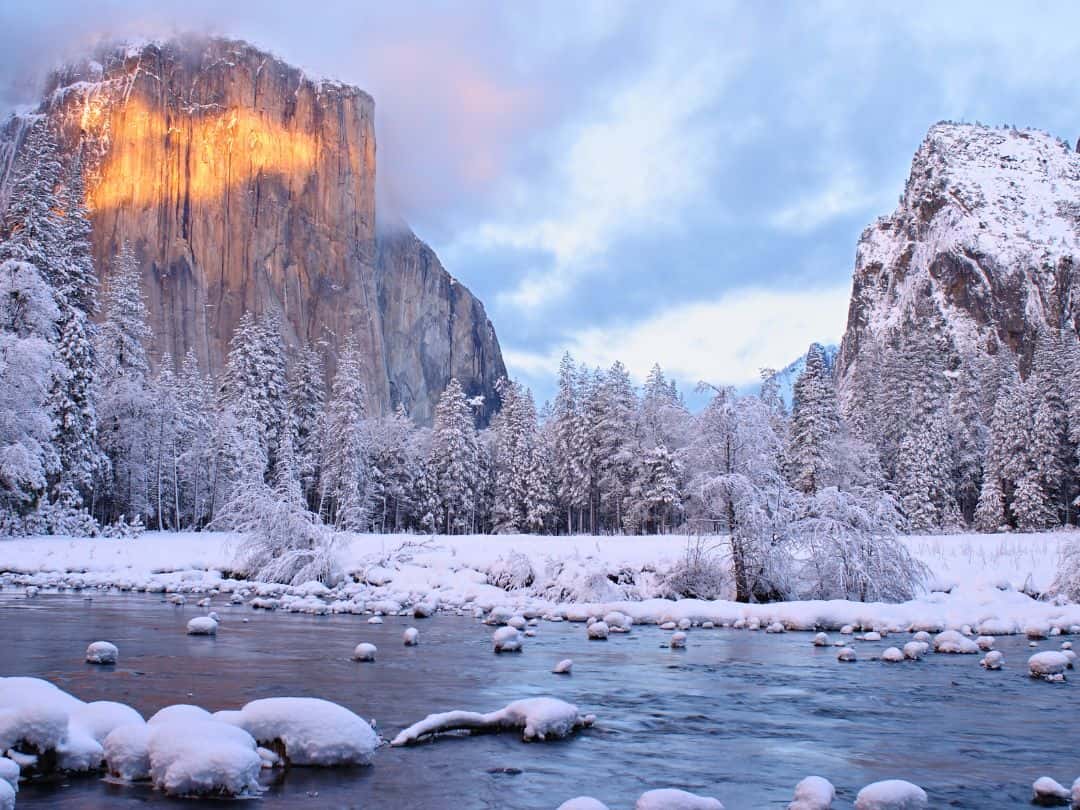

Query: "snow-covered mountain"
(837, 122), (1080, 399)
(762, 343), (838, 409)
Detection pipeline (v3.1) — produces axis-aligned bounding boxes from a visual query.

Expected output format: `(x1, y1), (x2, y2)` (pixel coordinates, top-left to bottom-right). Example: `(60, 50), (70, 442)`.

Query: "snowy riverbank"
(0, 530), (1076, 635)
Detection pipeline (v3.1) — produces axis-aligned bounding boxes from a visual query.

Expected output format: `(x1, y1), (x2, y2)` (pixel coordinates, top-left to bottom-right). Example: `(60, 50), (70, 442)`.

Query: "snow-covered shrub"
(536, 557), (626, 603)
(486, 551), (535, 591)
(1050, 537), (1080, 602)
(663, 537), (729, 600)
(100, 514), (145, 539)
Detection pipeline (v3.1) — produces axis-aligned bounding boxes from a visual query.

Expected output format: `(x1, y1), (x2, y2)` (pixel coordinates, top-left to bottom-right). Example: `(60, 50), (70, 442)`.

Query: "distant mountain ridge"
(762, 343), (838, 409)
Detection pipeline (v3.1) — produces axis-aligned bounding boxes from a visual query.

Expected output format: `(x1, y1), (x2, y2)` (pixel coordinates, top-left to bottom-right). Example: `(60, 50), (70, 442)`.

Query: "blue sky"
(3, 1), (1080, 404)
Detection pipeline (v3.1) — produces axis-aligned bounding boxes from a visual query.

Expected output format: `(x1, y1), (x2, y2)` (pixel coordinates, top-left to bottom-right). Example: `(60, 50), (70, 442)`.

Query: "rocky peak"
(0, 35), (505, 424)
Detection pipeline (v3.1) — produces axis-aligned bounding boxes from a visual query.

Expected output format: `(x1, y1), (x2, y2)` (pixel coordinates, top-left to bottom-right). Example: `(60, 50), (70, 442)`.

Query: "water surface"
(1, 591), (1075, 809)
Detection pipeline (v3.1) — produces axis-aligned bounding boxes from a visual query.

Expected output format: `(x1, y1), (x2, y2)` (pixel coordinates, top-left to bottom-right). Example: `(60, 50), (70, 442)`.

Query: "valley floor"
(0, 529), (1077, 636)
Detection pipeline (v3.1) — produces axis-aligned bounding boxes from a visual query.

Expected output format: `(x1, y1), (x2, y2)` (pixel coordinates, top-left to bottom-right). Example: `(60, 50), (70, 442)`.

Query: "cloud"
(503, 283), (852, 389)
(768, 164), (885, 235)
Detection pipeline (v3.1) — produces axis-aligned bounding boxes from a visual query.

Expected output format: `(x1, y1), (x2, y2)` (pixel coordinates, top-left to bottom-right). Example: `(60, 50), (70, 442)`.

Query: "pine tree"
(289, 345), (325, 510)
(1028, 328), (1070, 522)
(551, 353), (585, 533)
(596, 361), (639, 532)
(319, 338), (369, 530)
(0, 123), (65, 285)
(425, 378), (479, 534)
(787, 343), (841, 494)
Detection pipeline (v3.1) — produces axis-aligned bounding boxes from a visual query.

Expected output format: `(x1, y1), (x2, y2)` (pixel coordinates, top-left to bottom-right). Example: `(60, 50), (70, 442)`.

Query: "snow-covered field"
(0, 530), (1076, 636)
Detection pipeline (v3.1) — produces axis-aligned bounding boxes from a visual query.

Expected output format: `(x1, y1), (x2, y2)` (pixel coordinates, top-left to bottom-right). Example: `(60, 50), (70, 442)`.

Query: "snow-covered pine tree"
(491, 377), (530, 533)
(176, 349), (214, 529)
(1028, 328), (1071, 523)
(948, 363), (987, 525)
(596, 361), (640, 532)
(0, 122), (65, 286)
(551, 353), (585, 533)
(364, 405), (417, 532)
(319, 338), (369, 531)
(787, 343), (841, 494)
(94, 242), (153, 526)
(289, 345), (325, 511)
(425, 378), (479, 534)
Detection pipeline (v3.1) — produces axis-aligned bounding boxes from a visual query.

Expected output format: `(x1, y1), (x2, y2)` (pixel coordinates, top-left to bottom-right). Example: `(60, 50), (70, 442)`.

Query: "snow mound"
(553, 659), (573, 675)
(854, 779), (927, 809)
(1029, 651), (1070, 680)
(352, 643), (377, 662)
(881, 647), (904, 663)
(862, 631), (882, 641)
(903, 642), (926, 660)
(1032, 776), (1070, 806)
(813, 633), (829, 647)
(103, 723), (151, 781)
(0, 757), (17, 790)
(604, 611), (633, 632)
(933, 630), (978, 654)
(635, 787), (725, 809)
(147, 716), (261, 796)
(148, 705), (213, 726)
(391, 697), (594, 745)
(0, 780), (12, 810)
(789, 775), (835, 809)
(223, 697), (377, 767)
(71, 701), (143, 743)
(587, 621), (609, 640)
(558, 798), (610, 810)
(980, 651), (1004, 670)
(368, 616), (383, 624)
(185, 617), (218, 636)
(403, 627), (419, 646)
(493, 626), (523, 653)
(85, 641), (118, 665)
(837, 647), (856, 662)
(975, 636), (995, 651)
(670, 631), (687, 649)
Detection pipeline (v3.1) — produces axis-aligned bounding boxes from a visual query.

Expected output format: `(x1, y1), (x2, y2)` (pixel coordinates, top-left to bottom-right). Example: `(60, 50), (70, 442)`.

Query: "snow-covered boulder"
(902, 642), (926, 661)
(766, 622), (786, 634)
(0, 757), (18, 790)
(670, 632), (687, 649)
(558, 798), (610, 810)
(789, 775), (835, 809)
(635, 787), (724, 809)
(71, 701), (143, 744)
(604, 611), (632, 632)
(391, 697), (594, 745)
(85, 641), (118, 665)
(862, 631), (882, 642)
(912, 631), (931, 643)
(587, 621), (610, 640)
(367, 615), (383, 624)
(493, 627), (523, 653)
(553, 659), (573, 675)
(975, 636), (995, 651)
(147, 716), (261, 796)
(980, 651), (1004, 670)
(222, 697), (377, 767)
(0, 676), (108, 774)
(413, 601), (436, 618)
(678, 618), (693, 631)
(508, 615), (528, 630)
(881, 647), (904, 663)
(0, 779), (13, 810)
(103, 723), (151, 781)
(933, 630), (978, 654)
(813, 633), (829, 647)
(185, 617), (218, 636)
(837, 647), (856, 662)
(853, 779), (927, 809)
(1071, 777), (1080, 807)
(1026, 623), (1050, 640)
(1029, 651), (1070, 680)
(148, 705), (213, 726)
(352, 643), (377, 662)
(1032, 776), (1070, 806)
(403, 627), (419, 646)
(840, 625), (854, 635)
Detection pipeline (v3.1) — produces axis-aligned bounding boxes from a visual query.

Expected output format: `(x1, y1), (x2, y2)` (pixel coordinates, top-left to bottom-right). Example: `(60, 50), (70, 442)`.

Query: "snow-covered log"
(390, 697), (594, 745)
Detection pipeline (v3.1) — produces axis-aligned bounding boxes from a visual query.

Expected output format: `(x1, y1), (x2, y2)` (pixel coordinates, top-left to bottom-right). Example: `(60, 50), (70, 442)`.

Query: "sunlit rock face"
(1, 35), (504, 423)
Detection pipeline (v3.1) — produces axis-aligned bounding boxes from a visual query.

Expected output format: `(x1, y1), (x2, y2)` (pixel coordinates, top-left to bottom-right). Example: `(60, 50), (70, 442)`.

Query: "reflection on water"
(0, 592), (1074, 809)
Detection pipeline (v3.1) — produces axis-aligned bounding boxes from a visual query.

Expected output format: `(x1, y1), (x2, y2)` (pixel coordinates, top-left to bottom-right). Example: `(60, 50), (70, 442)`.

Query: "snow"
(980, 650), (1004, 670)
(146, 716), (261, 796)
(670, 631), (687, 649)
(391, 697), (594, 745)
(85, 641), (118, 664)
(70, 702), (143, 743)
(837, 647), (856, 662)
(558, 799), (610, 810)
(493, 626), (523, 653)
(813, 632), (829, 646)
(1032, 776), (1071, 806)
(903, 642), (927, 660)
(853, 779), (928, 809)
(185, 616), (217, 635)
(635, 788), (725, 809)
(220, 697), (377, 767)
(789, 775), (835, 810)
(351, 643), (377, 662)
(0, 758), (17, 790)
(553, 659), (573, 674)
(0, 780), (12, 810)
(403, 627), (419, 646)
(1028, 651), (1070, 679)
(881, 647), (904, 663)
(103, 723), (151, 781)
(933, 630), (979, 654)
(587, 621), (610, 640)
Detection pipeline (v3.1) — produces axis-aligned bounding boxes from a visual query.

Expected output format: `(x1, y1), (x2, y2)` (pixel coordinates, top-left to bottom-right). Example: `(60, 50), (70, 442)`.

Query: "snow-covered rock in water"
(912, 631), (931, 643)
(413, 601), (436, 618)
(367, 616), (383, 624)
(553, 659), (573, 675)
(186, 617), (218, 636)
(508, 615), (528, 630)
(0, 779), (12, 810)
(766, 622), (786, 634)
(837, 647), (856, 662)
(222, 697), (377, 766)
(391, 697), (594, 745)
(789, 775), (835, 809)
(1026, 623), (1050, 640)
(558, 798), (610, 810)
(840, 625), (854, 635)
(881, 647), (904, 663)
(933, 630), (978, 654)
(71, 701), (143, 743)
(587, 621), (609, 640)
(0, 676), (105, 773)
(862, 631), (882, 641)
(147, 715), (261, 796)
(103, 723), (151, 781)
(678, 618), (693, 631)
(813, 633), (829, 647)
(1031, 776), (1071, 806)
(0, 757), (17, 790)
(403, 627), (419, 646)
(853, 779), (927, 809)
(1071, 777), (1080, 807)
(1062, 641), (1073, 650)
(85, 641), (118, 665)
(148, 705), (213, 726)
(660, 621), (677, 631)
(1062, 650), (1077, 668)
(603, 611), (632, 632)
(903, 642), (926, 660)
(975, 636), (995, 651)
(980, 651), (1004, 670)
(635, 787), (724, 809)
(1029, 651), (1070, 680)
(669, 631), (688, 649)
(493, 627), (523, 653)
(352, 643), (377, 662)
